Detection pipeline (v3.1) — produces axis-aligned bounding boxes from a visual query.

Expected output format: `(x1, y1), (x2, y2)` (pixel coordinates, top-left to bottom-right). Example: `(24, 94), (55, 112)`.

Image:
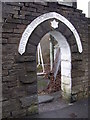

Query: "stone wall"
(88, 18), (90, 96)
(2, 2), (89, 118)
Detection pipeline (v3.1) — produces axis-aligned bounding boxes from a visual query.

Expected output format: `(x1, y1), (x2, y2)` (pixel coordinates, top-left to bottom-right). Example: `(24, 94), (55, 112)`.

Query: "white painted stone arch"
(50, 31), (71, 99)
(18, 12), (83, 55)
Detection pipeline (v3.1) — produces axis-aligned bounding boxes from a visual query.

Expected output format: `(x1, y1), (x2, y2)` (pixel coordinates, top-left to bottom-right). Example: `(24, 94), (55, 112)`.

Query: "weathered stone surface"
(71, 44), (78, 53)
(2, 111), (10, 118)
(2, 75), (17, 82)
(26, 44), (36, 55)
(2, 61), (14, 70)
(72, 61), (87, 70)
(26, 84), (37, 95)
(25, 15), (36, 21)
(12, 63), (25, 70)
(72, 78), (88, 87)
(2, 5), (18, 15)
(2, 33), (21, 38)
(33, 25), (45, 38)
(57, 21), (66, 33)
(29, 33), (40, 46)
(3, 23), (17, 29)
(2, 70), (8, 76)
(17, 24), (26, 29)
(6, 2), (24, 7)
(72, 70), (85, 78)
(38, 95), (54, 104)
(5, 81), (18, 88)
(2, 44), (18, 55)
(27, 105), (38, 115)
(61, 76), (71, 85)
(72, 53), (83, 61)
(2, 88), (18, 100)
(61, 83), (71, 94)
(12, 109), (26, 117)
(22, 6), (37, 12)
(13, 28), (24, 34)
(25, 62), (36, 72)
(40, 20), (52, 35)
(15, 54), (36, 63)
(61, 91), (71, 102)
(2, 12), (13, 19)
(6, 19), (23, 24)
(63, 27), (73, 38)
(72, 85), (87, 95)
(2, 38), (8, 44)
(2, 2), (88, 119)
(19, 95), (38, 108)
(2, 99), (20, 112)
(15, 15), (24, 22)
(2, 28), (13, 33)
(20, 10), (32, 16)
(10, 86), (26, 98)
(19, 72), (36, 84)
(9, 69), (24, 77)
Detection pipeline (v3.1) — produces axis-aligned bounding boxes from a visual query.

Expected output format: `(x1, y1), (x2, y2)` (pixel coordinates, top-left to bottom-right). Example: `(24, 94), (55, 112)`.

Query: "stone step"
(38, 95), (54, 104)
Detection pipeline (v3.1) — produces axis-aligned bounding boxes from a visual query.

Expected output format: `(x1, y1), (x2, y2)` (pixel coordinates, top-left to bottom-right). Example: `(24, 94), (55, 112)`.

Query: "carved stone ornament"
(51, 19), (59, 29)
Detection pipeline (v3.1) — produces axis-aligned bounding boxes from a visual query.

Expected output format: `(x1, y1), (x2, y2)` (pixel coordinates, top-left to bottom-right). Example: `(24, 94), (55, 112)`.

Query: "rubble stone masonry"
(2, 2), (89, 118)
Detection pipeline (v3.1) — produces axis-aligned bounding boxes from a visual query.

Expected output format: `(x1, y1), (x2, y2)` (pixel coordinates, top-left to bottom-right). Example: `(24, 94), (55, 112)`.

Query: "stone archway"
(2, 2), (88, 118)
(18, 12), (82, 55)
(37, 30), (71, 101)
(18, 12), (83, 101)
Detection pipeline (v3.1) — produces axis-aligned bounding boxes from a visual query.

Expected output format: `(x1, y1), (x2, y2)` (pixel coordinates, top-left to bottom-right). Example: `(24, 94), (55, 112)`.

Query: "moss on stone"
(27, 104), (38, 115)
(62, 91), (71, 103)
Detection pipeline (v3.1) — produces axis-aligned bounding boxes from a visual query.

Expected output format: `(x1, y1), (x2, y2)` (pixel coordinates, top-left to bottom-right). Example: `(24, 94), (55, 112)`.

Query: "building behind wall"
(1, 1), (89, 118)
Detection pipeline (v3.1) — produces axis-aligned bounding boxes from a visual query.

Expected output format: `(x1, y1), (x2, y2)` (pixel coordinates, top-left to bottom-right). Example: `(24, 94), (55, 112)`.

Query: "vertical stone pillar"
(61, 60), (71, 101)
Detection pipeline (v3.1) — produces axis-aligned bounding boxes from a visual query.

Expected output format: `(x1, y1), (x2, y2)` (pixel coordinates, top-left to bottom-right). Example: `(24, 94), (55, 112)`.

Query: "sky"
(77, 0), (90, 17)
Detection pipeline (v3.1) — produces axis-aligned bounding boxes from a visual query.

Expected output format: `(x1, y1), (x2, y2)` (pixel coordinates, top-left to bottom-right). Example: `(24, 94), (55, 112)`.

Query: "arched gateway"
(18, 12), (82, 55)
(18, 12), (83, 100)
(2, 2), (89, 118)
